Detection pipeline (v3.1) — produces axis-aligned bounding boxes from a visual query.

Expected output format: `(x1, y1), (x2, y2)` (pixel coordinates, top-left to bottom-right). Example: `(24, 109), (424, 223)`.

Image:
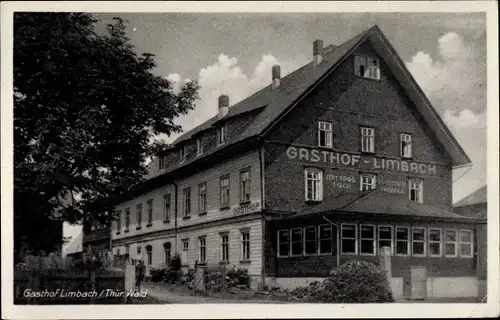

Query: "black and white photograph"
(1, 1), (499, 319)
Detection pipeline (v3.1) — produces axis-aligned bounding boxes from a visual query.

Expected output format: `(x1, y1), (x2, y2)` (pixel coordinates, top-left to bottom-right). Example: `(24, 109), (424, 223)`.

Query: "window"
(360, 174), (376, 191)
(341, 224), (357, 254)
(400, 133), (412, 158)
(409, 179), (423, 204)
(220, 233), (229, 262)
(360, 225), (376, 255)
(146, 245), (152, 266)
(378, 226), (393, 254)
(354, 55), (380, 80)
(412, 227), (426, 256)
(290, 228), (303, 257)
(117, 248), (121, 256)
(116, 211), (122, 232)
(318, 225), (333, 255)
(241, 230), (250, 261)
(220, 175), (230, 208)
(318, 121), (333, 148)
(179, 146), (186, 163)
(277, 230), (289, 257)
(217, 125), (226, 145)
(240, 169), (251, 203)
(304, 226), (317, 255)
(136, 203), (142, 227)
(395, 226), (410, 256)
(428, 228), (442, 257)
(196, 138), (203, 156)
(159, 156), (165, 170)
(198, 236), (206, 263)
(125, 208), (130, 231)
(125, 245), (130, 255)
(183, 188), (191, 217)
(163, 242), (171, 266)
(305, 168), (323, 201)
(147, 199), (153, 225)
(182, 239), (189, 265)
(163, 194), (171, 221)
(137, 246), (141, 255)
(459, 229), (473, 258)
(444, 229), (458, 257)
(361, 127), (375, 153)
(198, 182), (207, 213)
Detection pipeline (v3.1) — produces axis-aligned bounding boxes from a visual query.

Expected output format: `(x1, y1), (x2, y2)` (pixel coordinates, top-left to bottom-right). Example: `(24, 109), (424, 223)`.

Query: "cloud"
(161, 53), (307, 143)
(406, 32), (486, 201)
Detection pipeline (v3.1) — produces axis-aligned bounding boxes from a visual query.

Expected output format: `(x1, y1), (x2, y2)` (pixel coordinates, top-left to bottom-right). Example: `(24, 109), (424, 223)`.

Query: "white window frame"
(198, 236), (207, 263)
(378, 225), (394, 254)
(318, 224), (333, 255)
(116, 210), (122, 232)
(183, 188), (191, 217)
(341, 223), (358, 255)
(159, 156), (165, 170)
(163, 194), (171, 221)
(359, 224), (376, 256)
(303, 226), (317, 256)
(277, 229), (289, 258)
(400, 133), (412, 158)
(290, 227), (303, 257)
(198, 182), (207, 213)
(220, 233), (229, 262)
(318, 121), (333, 148)
(240, 229), (251, 261)
(125, 208), (130, 231)
(181, 239), (189, 265)
(147, 199), (153, 224)
(146, 245), (153, 266)
(196, 138), (203, 156)
(136, 203), (142, 227)
(395, 226), (410, 256)
(360, 174), (376, 191)
(428, 228), (442, 257)
(179, 146), (186, 163)
(361, 127), (375, 153)
(217, 125), (226, 145)
(354, 55), (380, 80)
(444, 228), (458, 258)
(409, 179), (424, 204)
(220, 175), (230, 208)
(163, 242), (171, 265)
(459, 229), (474, 258)
(304, 168), (323, 201)
(412, 227), (427, 257)
(240, 168), (251, 203)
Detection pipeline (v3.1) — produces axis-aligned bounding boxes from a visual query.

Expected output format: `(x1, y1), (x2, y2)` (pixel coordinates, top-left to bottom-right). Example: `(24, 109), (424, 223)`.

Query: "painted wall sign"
(285, 146), (437, 176)
(233, 201), (261, 215)
(380, 180), (406, 195)
(326, 174), (356, 189)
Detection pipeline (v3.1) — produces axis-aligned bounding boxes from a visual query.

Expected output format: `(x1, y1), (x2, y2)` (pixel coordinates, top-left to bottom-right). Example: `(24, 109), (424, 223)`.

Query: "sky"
(64, 12), (487, 252)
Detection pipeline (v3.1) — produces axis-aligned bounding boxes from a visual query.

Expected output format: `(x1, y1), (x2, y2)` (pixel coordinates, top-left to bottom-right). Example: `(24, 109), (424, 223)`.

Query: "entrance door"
(410, 266), (427, 300)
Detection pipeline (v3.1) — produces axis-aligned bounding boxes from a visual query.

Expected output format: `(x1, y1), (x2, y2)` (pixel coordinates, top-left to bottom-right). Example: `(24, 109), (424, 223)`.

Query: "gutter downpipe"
(322, 215), (340, 268)
(173, 181), (178, 252)
(258, 137), (266, 289)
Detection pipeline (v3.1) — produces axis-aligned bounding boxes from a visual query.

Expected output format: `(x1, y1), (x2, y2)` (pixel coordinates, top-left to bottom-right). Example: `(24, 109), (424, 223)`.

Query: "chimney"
(313, 39), (324, 65)
(218, 94), (229, 119)
(272, 64), (281, 90)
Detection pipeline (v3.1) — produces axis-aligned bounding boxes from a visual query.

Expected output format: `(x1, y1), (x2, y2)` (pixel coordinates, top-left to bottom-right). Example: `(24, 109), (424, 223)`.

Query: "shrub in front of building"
(202, 265), (251, 292)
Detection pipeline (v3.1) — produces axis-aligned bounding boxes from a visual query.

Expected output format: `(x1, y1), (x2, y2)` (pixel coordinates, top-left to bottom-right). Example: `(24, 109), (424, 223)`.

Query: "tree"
(13, 13), (199, 257)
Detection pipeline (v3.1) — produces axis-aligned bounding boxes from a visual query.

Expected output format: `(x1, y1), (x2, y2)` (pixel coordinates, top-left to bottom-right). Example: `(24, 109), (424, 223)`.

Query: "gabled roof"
(454, 185), (487, 207)
(287, 190), (479, 222)
(162, 25), (469, 172)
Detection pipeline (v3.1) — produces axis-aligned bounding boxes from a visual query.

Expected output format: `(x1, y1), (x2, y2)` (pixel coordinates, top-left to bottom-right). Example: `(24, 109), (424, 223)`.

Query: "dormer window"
(400, 133), (412, 158)
(196, 138), (203, 156)
(354, 55), (380, 80)
(179, 146), (186, 163)
(217, 125), (226, 145)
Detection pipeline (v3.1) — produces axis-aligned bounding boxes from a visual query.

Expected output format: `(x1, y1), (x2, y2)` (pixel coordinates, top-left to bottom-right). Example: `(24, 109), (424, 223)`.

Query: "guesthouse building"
(109, 25), (484, 300)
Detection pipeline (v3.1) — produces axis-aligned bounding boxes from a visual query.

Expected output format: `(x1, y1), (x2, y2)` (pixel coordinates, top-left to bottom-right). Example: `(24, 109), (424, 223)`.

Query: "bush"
(150, 268), (165, 282)
(203, 265), (250, 292)
(274, 261), (393, 303)
(181, 268), (195, 288)
(171, 253), (181, 271)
